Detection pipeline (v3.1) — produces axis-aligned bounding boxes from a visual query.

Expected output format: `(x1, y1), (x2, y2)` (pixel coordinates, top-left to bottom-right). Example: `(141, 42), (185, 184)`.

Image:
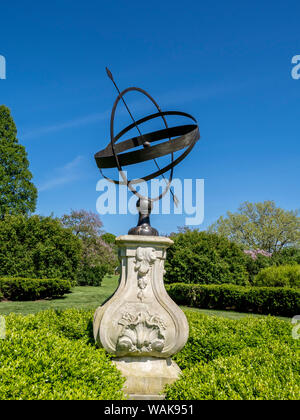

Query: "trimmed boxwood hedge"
(165, 310), (300, 400)
(167, 342), (299, 400)
(0, 277), (72, 301)
(0, 309), (298, 400)
(166, 283), (300, 316)
(0, 309), (125, 400)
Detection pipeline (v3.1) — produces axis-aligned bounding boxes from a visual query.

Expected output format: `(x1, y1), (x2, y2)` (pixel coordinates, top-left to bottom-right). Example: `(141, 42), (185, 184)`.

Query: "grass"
(181, 306), (291, 321)
(0, 275), (119, 315)
(0, 275), (290, 321)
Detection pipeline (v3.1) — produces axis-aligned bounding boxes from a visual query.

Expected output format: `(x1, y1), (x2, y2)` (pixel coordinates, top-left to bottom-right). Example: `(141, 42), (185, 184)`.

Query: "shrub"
(0, 309), (125, 400)
(76, 264), (107, 286)
(253, 265), (300, 288)
(243, 248), (300, 284)
(166, 283), (300, 316)
(173, 310), (296, 369)
(0, 308), (298, 400)
(165, 230), (249, 286)
(0, 214), (81, 281)
(167, 344), (299, 400)
(166, 311), (299, 400)
(244, 253), (273, 284)
(272, 247), (300, 266)
(0, 277), (72, 301)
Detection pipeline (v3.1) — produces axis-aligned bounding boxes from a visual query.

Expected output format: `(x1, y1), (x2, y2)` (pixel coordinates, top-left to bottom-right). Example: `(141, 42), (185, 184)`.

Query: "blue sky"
(0, 0), (299, 236)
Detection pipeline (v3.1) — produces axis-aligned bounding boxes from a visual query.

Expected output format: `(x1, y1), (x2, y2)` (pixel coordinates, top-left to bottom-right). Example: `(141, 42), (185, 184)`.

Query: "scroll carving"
(135, 247), (156, 301)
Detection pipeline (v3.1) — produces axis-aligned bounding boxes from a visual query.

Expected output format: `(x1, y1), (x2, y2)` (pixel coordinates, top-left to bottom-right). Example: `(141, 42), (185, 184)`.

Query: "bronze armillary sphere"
(95, 68), (200, 236)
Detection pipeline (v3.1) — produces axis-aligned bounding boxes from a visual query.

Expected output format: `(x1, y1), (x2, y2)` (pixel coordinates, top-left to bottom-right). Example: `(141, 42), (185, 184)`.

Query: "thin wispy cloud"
(22, 110), (110, 140)
(23, 80), (247, 141)
(38, 155), (85, 192)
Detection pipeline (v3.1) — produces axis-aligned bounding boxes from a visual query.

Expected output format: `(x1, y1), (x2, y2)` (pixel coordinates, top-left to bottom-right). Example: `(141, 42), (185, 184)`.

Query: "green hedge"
(0, 277), (73, 301)
(0, 309), (298, 400)
(0, 309), (125, 399)
(253, 264), (300, 288)
(167, 343), (299, 400)
(166, 283), (300, 316)
(165, 310), (299, 400)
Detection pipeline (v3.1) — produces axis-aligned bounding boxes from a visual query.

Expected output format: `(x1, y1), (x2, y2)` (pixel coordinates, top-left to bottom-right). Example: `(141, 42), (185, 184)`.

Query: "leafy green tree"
(0, 106), (37, 218)
(101, 233), (116, 246)
(209, 201), (300, 253)
(271, 247), (300, 266)
(165, 229), (249, 285)
(0, 214), (81, 281)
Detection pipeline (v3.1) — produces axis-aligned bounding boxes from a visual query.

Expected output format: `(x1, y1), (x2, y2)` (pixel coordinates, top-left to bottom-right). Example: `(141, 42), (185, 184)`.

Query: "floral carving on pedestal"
(116, 311), (166, 353)
(135, 247), (156, 301)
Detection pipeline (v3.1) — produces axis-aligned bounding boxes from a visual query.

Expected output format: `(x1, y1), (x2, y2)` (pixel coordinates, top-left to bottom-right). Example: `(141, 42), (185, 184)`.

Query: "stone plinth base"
(113, 357), (181, 400)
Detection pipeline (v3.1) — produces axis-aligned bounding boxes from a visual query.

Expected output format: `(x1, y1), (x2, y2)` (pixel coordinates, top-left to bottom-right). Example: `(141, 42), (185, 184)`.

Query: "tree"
(208, 201), (300, 253)
(0, 105), (37, 218)
(0, 214), (81, 281)
(101, 232), (116, 246)
(60, 210), (117, 285)
(165, 229), (249, 285)
(60, 209), (104, 239)
(101, 232), (118, 259)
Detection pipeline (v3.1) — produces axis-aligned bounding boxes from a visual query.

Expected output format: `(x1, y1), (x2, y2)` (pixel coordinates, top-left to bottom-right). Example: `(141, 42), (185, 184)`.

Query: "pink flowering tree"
(244, 249), (272, 260)
(60, 210), (117, 285)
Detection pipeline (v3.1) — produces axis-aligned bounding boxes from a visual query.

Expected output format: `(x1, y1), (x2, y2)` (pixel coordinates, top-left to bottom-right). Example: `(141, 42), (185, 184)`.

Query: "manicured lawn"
(181, 306), (290, 321)
(0, 275), (290, 321)
(0, 275), (119, 315)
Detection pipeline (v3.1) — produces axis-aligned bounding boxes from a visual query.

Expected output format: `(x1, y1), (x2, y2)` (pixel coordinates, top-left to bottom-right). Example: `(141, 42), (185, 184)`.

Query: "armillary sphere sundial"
(93, 69), (200, 400)
(94, 67), (200, 235)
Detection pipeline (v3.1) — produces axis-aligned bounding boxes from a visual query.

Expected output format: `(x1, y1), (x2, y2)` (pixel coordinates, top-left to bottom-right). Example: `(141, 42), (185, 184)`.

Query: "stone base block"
(113, 357), (181, 399)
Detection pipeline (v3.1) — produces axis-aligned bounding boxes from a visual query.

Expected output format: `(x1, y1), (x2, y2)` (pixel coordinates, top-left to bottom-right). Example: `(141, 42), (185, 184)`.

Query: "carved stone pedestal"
(93, 235), (189, 399)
